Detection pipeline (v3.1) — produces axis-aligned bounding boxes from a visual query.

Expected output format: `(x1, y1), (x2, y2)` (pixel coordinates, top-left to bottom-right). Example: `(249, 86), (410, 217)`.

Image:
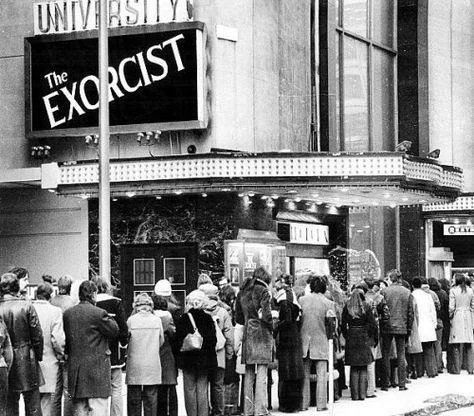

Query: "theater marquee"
(25, 22), (207, 138)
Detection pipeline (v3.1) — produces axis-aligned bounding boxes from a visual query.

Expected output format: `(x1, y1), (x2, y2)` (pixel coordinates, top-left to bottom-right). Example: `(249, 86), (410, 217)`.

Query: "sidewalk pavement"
(19, 369), (474, 416)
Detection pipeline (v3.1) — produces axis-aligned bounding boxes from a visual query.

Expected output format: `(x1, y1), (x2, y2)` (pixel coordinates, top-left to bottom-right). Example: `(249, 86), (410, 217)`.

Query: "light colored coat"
(407, 298), (422, 354)
(449, 286), (474, 344)
(126, 311), (164, 385)
(32, 300), (65, 393)
(412, 289), (437, 342)
(299, 293), (335, 360)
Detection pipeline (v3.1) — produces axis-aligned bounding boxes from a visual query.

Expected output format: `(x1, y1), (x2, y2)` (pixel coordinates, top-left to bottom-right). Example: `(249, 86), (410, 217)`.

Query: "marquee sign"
(443, 224), (474, 236)
(34, 0), (194, 35)
(25, 22), (206, 138)
(278, 222), (329, 246)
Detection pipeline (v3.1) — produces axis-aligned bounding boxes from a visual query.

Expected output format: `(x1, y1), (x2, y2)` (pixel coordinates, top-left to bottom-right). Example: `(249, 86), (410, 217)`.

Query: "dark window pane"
(343, 38), (368, 151)
(164, 258), (186, 284)
(373, 0), (394, 47)
(133, 258), (155, 285)
(343, 0), (368, 37)
(372, 48), (395, 150)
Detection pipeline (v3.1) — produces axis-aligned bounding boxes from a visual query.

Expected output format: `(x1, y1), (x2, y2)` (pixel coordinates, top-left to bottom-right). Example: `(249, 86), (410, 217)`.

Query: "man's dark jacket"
(63, 301), (119, 398)
(0, 295), (44, 391)
(96, 293), (128, 368)
(381, 282), (414, 336)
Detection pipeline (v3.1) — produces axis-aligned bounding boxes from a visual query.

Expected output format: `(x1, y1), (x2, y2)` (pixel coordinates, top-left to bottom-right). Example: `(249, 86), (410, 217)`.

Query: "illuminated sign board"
(34, 0), (194, 35)
(443, 224), (474, 236)
(277, 222), (329, 246)
(25, 22), (206, 138)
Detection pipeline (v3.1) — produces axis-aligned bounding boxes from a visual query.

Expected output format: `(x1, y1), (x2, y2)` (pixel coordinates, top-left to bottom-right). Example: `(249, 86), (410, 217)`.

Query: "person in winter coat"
(411, 277), (438, 377)
(428, 277), (447, 372)
(0, 313), (13, 416)
(274, 274), (304, 412)
(63, 280), (119, 415)
(175, 290), (217, 416)
(199, 283), (234, 416)
(342, 289), (377, 401)
(32, 283), (66, 415)
(154, 279), (182, 323)
(49, 274), (77, 416)
(94, 278), (129, 416)
(235, 267), (273, 416)
(126, 293), (164, 416)
(364, 279), (386, 397)
(380, 269), (414, 391)
(152, 294), (178, 416)
(448, 273), (474, 374)
(299, 275), (335, 412)
(0, 273), (43, 416)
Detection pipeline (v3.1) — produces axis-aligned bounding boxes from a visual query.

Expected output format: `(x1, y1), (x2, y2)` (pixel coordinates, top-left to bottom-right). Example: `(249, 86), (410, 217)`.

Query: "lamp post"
(98, 0), (111, 283)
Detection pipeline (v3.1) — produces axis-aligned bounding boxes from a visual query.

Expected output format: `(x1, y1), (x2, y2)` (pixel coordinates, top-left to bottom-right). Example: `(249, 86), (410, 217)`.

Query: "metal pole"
(98, 0), (111, 283)
(328, 338), (334, 416)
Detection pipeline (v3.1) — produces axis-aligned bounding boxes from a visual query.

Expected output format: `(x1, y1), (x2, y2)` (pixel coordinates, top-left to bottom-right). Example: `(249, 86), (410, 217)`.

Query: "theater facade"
(0, 0), (471, 312)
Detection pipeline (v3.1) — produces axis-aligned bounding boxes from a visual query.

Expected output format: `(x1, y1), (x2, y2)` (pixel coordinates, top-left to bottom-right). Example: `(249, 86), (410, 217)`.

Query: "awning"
(41, 151), (463, 207)
(422, 193), (474, 215)
(0, 167), (41, 189)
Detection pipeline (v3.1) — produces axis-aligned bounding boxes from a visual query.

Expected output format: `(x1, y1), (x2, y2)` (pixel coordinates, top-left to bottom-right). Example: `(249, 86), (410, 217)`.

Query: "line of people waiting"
(0, 266), (474, 416)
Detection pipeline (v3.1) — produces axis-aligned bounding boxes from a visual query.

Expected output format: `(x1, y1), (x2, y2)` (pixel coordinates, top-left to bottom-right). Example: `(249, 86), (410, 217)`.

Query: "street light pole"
(98, 0), (111, 283)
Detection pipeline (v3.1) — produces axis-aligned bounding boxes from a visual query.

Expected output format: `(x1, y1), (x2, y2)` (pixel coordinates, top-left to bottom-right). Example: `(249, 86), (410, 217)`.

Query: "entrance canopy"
(41, 151), (463, 207)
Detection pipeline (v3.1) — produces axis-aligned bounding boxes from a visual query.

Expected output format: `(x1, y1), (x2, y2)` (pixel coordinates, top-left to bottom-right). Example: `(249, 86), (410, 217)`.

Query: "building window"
(133, 258), (155, 285)
(330, 0), (397, 151)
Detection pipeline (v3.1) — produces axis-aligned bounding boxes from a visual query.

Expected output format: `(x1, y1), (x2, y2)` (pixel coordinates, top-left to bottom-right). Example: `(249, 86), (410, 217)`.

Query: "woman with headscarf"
(448, 273), (474, 374)
(274, 274), (304, 412)
(175, 290), (217, 416)
(126, 293), (164, 416)
(342, 288), (377, 401)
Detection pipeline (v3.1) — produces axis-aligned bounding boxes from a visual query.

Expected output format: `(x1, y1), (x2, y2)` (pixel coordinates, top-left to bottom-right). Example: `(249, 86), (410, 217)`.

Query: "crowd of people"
(0, 265), (473, 416)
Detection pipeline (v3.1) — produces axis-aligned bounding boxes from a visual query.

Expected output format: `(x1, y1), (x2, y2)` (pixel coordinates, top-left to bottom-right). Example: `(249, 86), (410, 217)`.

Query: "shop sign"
(278, 222), (329, 246)
(443, 224), (474, 236)
(25, 22), (206, 138)
(34, 0), (194, 36)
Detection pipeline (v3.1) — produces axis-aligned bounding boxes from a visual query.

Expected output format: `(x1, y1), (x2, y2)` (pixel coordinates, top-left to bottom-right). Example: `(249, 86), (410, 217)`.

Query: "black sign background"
(25, 22), (205, 137)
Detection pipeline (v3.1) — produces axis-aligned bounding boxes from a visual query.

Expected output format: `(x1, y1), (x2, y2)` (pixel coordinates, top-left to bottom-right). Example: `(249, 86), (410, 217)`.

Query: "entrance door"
(120, 243), (199, 316)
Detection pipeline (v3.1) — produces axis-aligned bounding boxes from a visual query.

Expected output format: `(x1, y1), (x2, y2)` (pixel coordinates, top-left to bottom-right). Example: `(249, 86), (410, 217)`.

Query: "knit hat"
(154, 279), (172, 297)
(185, 289), (209, 311)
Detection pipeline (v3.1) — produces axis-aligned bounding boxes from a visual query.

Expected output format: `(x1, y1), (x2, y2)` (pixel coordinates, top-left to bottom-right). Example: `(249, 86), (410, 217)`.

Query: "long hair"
(347, 288), (367, 319)
(454, 273), (467, 293)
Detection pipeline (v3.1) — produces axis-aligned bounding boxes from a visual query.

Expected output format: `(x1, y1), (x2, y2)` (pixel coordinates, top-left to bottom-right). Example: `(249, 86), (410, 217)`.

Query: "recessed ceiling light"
(126, 191), (135, 198)
(174, 190), (183, 195)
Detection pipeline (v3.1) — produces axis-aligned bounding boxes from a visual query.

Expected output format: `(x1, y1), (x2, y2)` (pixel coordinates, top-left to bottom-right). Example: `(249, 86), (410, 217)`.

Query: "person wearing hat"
(199, 284), (234, 416)
(154, 279), (182, 323)
(126, 292), (164, 416)
(175, 290), (217, 416)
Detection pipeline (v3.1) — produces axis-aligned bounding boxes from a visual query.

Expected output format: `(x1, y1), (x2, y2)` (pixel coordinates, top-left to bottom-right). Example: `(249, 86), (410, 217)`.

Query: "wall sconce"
(137, 130), (161, 146)
(85, 134), (99, 146)
(30, 145), (51, 160)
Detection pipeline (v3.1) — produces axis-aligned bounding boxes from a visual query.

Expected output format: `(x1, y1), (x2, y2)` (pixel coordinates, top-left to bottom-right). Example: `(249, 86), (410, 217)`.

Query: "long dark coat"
(235, 278), (273, 365)
(276, 298), (304, 381)
(342, 305), (377, 366)
(174, 308), (217, 371)
(63, 301), (119, 398)
(0, 295), (44, 392)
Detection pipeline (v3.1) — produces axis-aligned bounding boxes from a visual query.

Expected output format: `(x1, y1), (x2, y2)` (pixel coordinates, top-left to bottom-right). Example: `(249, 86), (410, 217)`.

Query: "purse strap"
(187, 312), (198, 332)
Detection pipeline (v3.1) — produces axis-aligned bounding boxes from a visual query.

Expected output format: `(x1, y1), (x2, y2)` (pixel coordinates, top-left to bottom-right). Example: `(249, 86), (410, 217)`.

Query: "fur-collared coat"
(235, 278), (274, 365)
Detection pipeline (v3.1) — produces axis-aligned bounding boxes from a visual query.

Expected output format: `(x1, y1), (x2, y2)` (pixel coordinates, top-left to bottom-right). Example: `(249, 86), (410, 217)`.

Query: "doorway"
(120, 243), (198, 316)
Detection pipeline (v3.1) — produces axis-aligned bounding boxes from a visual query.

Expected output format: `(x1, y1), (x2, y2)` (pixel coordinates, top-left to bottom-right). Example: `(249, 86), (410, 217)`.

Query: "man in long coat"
(63, 280), (119, 415)
(32, 283), (65, 415)
(0, 272), (44, 416)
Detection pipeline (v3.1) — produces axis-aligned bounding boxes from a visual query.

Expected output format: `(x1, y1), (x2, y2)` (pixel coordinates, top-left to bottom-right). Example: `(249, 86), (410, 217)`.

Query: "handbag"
(180, 313), (204, 352)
